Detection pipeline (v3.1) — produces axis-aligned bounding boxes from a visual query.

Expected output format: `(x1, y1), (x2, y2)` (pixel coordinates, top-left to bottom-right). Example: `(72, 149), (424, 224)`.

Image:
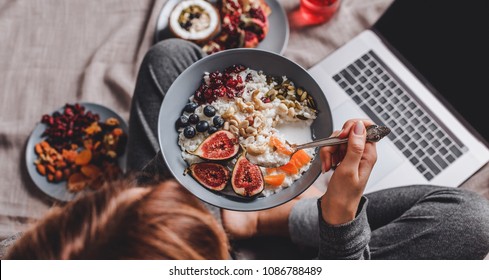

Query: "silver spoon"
(248, 125), (391, 168)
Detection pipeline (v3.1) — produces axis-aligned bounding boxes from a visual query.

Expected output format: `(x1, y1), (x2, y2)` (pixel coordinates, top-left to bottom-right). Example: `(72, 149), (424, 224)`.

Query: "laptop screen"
(373, 0), (489, 142)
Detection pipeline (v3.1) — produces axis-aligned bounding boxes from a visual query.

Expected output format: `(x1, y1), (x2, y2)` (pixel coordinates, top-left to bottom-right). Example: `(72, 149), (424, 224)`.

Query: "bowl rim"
(158, 48), (333, 211)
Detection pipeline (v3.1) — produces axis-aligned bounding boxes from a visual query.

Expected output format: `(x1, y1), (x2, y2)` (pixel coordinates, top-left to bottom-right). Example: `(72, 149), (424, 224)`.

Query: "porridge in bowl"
(176, 65), (318, 197)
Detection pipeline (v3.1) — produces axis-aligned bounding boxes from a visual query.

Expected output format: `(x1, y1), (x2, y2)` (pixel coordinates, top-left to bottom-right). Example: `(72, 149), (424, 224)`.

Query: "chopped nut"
(229, 119), (239, 127)
(35, 143), (43, 155)
(239, 127), (247, 137)
(36, 164), (46, 176)
(246, 127), (257, 135)
(287, 107), (296, 118)
(222, 106), (235, 119)
(278, 103), (288, 114)
(246, 144), (267, 155)
(105, 117), (120, 126)
(230, 125), (239, 135)
(239, 120), (249, 129)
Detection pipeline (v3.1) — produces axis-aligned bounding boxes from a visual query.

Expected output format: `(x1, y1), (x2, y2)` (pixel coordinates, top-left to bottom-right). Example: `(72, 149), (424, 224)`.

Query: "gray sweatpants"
(127, 39), (489, 260)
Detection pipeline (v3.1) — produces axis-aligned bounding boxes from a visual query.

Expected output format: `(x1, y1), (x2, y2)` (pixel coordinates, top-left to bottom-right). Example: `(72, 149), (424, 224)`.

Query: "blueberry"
(196, 121), (209, 132)
(184, 102), (198, 113)
(188, 113), (199, 124)
(183, 126), (196, 138)
(203, 105), (217, 117)
(213, 116), (224, 128)
(208, 126), (218, 134)
(176, 115), (189, 128)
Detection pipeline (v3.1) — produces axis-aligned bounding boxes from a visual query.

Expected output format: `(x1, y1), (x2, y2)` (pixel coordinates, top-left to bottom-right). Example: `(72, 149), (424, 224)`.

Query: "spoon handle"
(292, 137), (349, 150)
(291, 125), (391, 151)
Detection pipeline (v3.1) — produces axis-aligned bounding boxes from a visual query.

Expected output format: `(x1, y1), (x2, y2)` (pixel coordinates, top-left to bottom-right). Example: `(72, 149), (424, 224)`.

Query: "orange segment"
(270, 136), (294, 156)
(266, 167), (278, 174)
(279, 161), (299, 175)
(264, 174), (286, 187)
(291, 149), (312, 168)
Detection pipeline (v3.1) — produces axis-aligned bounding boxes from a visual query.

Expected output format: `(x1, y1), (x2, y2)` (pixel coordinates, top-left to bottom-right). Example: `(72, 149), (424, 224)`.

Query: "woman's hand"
(319, 119), (378, 225)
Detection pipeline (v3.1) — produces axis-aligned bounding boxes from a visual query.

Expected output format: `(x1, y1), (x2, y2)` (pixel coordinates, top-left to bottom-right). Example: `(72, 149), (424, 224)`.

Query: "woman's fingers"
(358, 141), (377, 181)
(319, 119), (377, 173)
(338, 121), (366, 176)
(320, 130), (342, 173)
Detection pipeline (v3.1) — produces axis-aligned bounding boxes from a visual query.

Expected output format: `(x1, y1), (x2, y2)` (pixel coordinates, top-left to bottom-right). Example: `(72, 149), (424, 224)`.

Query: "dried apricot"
(67, 173), (88, 193)
(62, 149), (77, 163)
(81, 164), (101, 180)
(75, 149), (92, 166)
(85, 122), (102, 135)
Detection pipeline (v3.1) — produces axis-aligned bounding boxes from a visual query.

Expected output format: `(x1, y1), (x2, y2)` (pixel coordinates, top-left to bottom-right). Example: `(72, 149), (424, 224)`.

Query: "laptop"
(309, 0), (489, 193)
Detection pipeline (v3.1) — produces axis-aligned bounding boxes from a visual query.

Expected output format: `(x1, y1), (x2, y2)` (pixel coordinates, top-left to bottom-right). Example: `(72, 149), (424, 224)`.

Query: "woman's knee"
(439, 188), (489, 257)
(143, 38), (204, 68)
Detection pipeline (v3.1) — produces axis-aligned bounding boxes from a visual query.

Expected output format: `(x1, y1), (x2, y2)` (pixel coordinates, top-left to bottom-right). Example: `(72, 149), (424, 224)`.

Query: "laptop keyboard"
(332, 50), (467, 181)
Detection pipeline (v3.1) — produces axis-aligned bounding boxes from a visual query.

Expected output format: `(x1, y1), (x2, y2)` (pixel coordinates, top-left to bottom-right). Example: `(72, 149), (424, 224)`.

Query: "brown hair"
(6, 179), (229, 260)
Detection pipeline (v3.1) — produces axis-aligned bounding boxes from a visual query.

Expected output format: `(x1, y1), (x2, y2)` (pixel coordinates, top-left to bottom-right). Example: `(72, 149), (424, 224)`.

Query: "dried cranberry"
(41, 114), (50, 124)
(39, 103), (101, 152)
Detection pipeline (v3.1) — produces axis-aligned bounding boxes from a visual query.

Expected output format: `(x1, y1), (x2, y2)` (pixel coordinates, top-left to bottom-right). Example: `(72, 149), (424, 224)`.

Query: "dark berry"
(208, 126), (218, 134)
(176, 115), (189, 128)
(196, 121), (209, 132)
(183, 126), (196, 138)
(203, 105), (216, 117)
(188, 114), (199, 124)
(213, 116), (224, 128)
(184, 102), (198, 113)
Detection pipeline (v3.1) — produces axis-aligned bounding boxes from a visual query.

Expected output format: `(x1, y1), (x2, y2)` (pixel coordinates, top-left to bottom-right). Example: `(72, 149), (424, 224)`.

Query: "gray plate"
(154, 0), (289, 54)
(25, 103), (128, 202)
(158, 49), (333, 211)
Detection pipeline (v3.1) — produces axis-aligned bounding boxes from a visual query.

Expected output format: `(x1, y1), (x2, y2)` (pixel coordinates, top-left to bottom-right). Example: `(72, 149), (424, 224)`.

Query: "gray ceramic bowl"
(158, 49), (332, 211)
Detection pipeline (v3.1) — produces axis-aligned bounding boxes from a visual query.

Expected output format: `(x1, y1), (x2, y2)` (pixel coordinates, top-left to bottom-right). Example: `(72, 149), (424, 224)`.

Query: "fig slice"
(190, 130), (239, 161)
(188, 162), (230, 191)
(231, 154), (264, 197)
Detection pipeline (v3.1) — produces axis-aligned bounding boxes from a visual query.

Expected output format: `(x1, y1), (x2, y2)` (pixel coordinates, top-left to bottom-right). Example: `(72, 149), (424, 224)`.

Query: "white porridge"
(176, 66), (317, 197)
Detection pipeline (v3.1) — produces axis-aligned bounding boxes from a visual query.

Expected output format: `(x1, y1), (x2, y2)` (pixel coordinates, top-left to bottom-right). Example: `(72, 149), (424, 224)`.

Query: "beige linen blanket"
(0, 0), (487, 241)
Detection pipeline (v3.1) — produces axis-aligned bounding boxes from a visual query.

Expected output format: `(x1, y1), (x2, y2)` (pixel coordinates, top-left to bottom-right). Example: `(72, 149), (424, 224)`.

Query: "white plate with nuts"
(158, 49), (333, 211)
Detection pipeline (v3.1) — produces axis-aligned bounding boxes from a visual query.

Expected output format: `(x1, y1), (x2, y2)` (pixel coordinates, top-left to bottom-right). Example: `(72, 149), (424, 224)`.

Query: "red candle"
(300, 0), (341, 25)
